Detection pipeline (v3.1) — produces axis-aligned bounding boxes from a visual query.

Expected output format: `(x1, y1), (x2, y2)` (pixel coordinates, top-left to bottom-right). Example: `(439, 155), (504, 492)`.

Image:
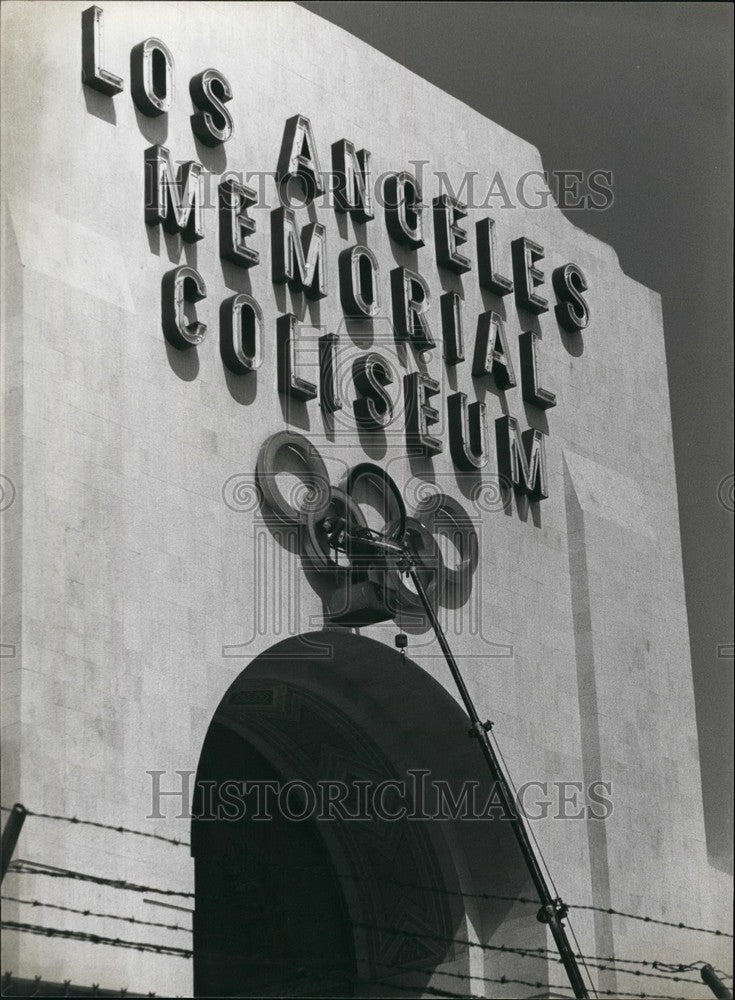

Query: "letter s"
(190, 68), (234, 146)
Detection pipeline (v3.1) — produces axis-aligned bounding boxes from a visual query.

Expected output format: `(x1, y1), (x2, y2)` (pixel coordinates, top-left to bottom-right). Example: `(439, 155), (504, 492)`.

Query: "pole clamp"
(468, 720), (494, 739)
(537, 898), (569, 924)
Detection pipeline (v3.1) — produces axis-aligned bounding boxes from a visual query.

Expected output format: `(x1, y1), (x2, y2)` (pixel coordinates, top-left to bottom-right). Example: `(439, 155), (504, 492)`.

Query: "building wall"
(1, 1), (730, 995)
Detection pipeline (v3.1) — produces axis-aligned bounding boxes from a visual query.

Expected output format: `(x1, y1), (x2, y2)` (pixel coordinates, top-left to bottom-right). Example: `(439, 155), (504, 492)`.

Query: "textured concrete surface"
(1, 1), (730, 995)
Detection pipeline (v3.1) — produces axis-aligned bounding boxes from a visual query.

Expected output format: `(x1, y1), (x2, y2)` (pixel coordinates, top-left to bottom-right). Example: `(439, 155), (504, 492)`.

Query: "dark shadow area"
(83, 86), (117, 124)
(145, 222), (160, 256)
(406, 448), (438, 485)
(343, 316), (374, 349)
(134, 105), (168, 145)
(278, 392), (311, 431)
(221, 259), (253, 294)
(164, 339), (199, 382)
(193, 727), (356, 998)
(193, 133), (227, 174)
(558, 323), (585, 358)
(224, 368), (258, 406)
(355, 420), (387, 461)
(522, 403), (550, 436)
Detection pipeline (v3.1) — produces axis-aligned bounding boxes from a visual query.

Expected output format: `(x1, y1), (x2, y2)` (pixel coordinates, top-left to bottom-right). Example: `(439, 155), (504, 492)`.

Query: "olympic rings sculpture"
(255, 431), (480, 614)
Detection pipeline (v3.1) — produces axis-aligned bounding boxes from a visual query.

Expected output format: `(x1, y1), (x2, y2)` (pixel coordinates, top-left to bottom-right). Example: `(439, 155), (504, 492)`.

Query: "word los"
(83, 6), (592, 501)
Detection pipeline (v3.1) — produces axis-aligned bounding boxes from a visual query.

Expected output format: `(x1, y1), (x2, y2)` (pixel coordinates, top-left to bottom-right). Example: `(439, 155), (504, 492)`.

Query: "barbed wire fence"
(1, 803), (732, 999)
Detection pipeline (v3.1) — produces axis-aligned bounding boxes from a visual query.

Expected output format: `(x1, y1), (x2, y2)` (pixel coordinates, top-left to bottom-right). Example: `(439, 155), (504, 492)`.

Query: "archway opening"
(193, 723), (356, 996)
(192, 630), (542, 997)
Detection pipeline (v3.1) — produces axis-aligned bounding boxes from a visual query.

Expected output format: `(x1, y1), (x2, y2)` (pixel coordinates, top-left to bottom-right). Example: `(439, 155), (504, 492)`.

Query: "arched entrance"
(192, 631), (539, 997)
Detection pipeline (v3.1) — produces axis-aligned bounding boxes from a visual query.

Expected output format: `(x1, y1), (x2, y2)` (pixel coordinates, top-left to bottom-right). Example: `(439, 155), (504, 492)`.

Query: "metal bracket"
(468, 719), (494, 739)
(537, 898), (570, 924)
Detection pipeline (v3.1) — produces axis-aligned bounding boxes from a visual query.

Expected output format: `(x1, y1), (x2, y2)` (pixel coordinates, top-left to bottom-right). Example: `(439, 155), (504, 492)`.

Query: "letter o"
(131, 37), (174, 116)
(220, 294), (263, 374)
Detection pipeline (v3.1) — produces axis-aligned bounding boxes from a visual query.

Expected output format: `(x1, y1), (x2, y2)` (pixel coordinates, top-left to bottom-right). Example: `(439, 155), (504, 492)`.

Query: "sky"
(297, 0), (734, 871)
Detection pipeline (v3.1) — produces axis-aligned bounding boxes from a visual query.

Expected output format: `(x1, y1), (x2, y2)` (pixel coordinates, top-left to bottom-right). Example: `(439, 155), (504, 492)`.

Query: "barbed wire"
(0, 803), (189, 849)
(4, 803), (732, 940)
(5, 802), (732, 940)
(371, 971), (692, 1000)
(0, 889), (718, 990)
(4, 910), (729, 1000)
(350, 922), (707, 986)
(0, 895), (190, 934)
(1, 920), (192, 959)
(0, 923), (696, 1000)
(232, 844), (735, 940)
(652, 962), (704, 974)
(7, 860), (194, 900)
(571, 902), (732, 939)
(7, 861), (731, 987)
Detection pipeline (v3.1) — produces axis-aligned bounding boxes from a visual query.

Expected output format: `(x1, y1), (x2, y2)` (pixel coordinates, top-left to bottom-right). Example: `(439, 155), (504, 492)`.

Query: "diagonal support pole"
(403, 559), (591, 1000)
(701, 964), (733, 999)
(1, 803), (28, 882)
(330, 525), (591, 998)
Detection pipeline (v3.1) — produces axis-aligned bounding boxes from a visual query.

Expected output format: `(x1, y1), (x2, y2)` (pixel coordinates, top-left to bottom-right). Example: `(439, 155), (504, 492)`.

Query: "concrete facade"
(1, 2), (730, 996)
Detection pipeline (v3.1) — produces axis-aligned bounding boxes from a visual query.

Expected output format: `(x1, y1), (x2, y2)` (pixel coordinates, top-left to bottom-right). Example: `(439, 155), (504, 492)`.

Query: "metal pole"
(701, 964), (733, 999)
(406, 563), (590, 1000)
(1, 803), (27, 882)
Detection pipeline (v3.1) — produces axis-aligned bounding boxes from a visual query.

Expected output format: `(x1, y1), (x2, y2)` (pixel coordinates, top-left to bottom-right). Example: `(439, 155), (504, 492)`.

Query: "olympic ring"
(414, 492), (479, 601)
(255, 431), (331, 526)
(255, 433), (479, 609)
(382, 516), (440, 614)
(302, 486), (368, 578)
(338, 462), (407, 545)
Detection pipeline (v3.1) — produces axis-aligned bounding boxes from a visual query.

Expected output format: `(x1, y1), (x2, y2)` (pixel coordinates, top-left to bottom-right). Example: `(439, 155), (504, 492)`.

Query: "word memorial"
(83, 5), (591, 506)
